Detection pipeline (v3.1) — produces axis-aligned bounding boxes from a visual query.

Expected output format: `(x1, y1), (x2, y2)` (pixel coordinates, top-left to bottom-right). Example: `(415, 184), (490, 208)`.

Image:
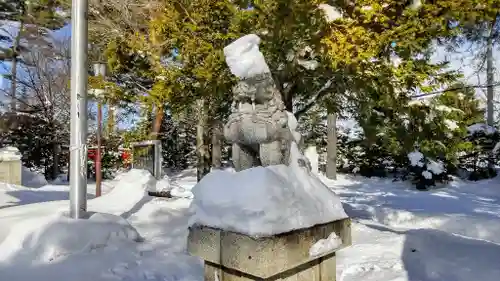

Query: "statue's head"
(232, 80), (257, 103)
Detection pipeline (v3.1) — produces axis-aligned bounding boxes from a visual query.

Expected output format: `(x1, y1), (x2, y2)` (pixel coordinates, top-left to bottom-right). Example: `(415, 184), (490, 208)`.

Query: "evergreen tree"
(89, 0), (499, 187)
(1, 0), (67, 110)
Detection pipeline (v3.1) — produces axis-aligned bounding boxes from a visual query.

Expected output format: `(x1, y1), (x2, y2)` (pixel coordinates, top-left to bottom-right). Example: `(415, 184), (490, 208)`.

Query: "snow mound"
(189, 163), (348, 237)
(467, 123), (496, 135)
(147, 173), (193, 199)
(155, 176), (171, 192)
(170, 185), (193, 199)
(50, 173), (68, 185)
(0, 212), (141, 263)
(91, 169), (156, 214)
(21, 166), (48, 188)
(223, 34), (271, 79)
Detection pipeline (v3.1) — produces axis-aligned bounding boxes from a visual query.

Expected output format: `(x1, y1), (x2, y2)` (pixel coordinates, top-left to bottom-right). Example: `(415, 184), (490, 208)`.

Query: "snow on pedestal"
(0, 146), (21, 161)
(188, 164), (347, 237)
(309, 231), (343, 258)
(0, 146), (22, 185)
(223, 34), (271, 79)
(188, 147), (350, 280)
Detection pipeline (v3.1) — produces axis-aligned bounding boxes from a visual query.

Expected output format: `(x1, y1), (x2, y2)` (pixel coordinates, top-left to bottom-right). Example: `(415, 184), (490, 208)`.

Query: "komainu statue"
(223, 34), (308, 172)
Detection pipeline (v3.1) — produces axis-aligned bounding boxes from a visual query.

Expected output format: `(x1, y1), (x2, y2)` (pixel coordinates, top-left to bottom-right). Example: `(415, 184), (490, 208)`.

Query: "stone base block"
(0, 160), (21, 185)
(188, 218), (351, 281)
(204, 252), (335, 281)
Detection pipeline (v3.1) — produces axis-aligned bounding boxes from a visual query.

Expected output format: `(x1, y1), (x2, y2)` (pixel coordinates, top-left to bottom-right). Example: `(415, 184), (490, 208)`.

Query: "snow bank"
(0, 146), (21, 161)
(0, 212), (141, 263)
(91, 169), (156, 215)
(189, 162), (347, 236)
(155, 176), (171, 192)
(170, 186), (193, 199)
(403, 228), (500, 281)
(223, 34), (271, 79)
(21, 166), (48, 188)
(149, 174), (194, 199)
(50, 173), (68, 185)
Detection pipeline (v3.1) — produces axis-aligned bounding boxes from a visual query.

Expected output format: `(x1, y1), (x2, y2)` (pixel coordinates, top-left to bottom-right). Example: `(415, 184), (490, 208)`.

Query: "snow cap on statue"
(223, 34), (271, 79)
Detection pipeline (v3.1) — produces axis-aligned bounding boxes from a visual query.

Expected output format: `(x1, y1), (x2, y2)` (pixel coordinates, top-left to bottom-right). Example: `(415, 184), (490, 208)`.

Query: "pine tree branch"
(294, 78), (333, 119)
(411, 82), (500, 99)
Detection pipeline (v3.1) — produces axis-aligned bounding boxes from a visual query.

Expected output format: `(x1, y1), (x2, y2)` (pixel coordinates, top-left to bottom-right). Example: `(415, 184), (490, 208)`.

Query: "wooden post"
(326, 111), (337, 180)
(211, 121), (222, 169)
(95, 102), (102, 197)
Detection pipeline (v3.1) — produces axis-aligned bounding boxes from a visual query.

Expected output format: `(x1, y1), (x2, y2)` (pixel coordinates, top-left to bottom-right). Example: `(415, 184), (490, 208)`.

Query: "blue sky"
(0, 23), (137, 130)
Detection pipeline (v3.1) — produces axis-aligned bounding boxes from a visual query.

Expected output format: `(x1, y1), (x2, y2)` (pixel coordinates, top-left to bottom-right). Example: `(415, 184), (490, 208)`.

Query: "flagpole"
(69, 0), (89, 219)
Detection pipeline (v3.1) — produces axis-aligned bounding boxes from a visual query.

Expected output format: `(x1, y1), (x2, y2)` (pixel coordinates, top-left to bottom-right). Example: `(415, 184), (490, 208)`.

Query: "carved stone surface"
(224, 72), (296, 171)
(188, 218), (352, 281)
(223, 35), (313, 172)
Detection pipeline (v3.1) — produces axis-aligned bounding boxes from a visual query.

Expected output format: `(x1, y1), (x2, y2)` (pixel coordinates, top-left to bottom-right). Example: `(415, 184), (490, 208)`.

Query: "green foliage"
(87, 134), (126, 180)
(120, 106), (197, 171)
(87, 0), (500, 188)
(0, 112), (65, 179)
(337, 81), (485, 188)
(461, 126), (500, 181)
(159, 110), (197, 171)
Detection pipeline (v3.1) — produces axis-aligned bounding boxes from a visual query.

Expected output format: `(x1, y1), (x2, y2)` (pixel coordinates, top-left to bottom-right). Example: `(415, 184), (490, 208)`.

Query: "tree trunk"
(486, 20), (496, 172)
(196, 99), (210, 181)
(107, 104), (116, 137)
(95, 102), (103, 197)
(10, 19), (25, 111)
(52, 142), (60, 180)
(283, 90), (293, 113)
(326, 111), (337, 180)
(150, 104), (164, 140)
(487, 27), (495, 126)
(211, 120), (222, 169)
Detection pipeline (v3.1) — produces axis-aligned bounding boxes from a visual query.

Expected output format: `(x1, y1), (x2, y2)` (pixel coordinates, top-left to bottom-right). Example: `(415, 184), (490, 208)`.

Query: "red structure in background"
(87, 147), (132, 168)
(88, 148), (98, 161)
(120, 149), (131, 163)
(87, 147), (103, 162)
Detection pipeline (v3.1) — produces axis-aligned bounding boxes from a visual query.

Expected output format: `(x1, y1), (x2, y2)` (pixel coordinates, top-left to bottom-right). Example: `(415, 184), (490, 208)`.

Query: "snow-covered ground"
(0, 167), (116, 209)
(324, 175), (500, 281)
(0, 168), (499, 281)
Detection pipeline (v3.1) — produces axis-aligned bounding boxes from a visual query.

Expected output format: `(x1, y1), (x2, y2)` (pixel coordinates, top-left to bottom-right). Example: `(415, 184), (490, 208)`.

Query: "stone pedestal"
(0, 159), (21, 185)
(188, 218), (351, 281)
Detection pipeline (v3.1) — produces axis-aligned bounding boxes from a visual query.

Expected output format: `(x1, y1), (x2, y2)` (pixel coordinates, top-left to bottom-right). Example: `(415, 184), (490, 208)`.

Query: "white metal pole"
(69, 0), (89, 219)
